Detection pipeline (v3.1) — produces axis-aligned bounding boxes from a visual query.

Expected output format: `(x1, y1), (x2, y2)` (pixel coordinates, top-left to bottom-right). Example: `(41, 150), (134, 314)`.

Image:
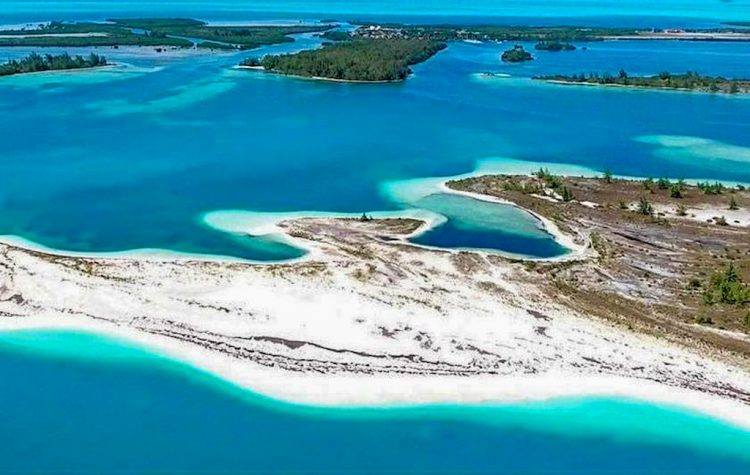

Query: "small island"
(0, 52), (107, 77)
(0, 18), (332, 50)
(501, 45), (533, 62)
(241, 38), (446, 82)
(534, 40), (576, 51)
(535, 71), (750, 94)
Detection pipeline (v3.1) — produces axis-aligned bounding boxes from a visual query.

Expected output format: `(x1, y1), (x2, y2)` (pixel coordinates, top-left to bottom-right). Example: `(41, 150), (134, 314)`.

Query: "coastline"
(539, 78), (750, 96)
(0, 62), (116, 79)
(436, 182), (591, 261)
(2, 316), (750, 433)
(2, 204), (750, 432)
(0, 234), (304, 265)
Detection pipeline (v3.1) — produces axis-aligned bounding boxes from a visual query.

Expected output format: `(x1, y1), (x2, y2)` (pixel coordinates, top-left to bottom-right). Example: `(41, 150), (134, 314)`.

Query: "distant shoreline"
(537, 78), (750, 95)
(236, 65), (401, 84)
(0, 62), (116, 79)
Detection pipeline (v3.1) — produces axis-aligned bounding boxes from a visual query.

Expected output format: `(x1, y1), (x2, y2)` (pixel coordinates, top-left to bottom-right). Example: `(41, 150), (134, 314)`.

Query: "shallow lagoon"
(2, 329), (750, 474)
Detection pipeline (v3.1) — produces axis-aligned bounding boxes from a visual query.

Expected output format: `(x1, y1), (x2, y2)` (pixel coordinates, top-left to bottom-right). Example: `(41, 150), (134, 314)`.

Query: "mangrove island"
(0, 18), (332, 50)
(535, 71), (750, 93)
(534, 40), (576, 51)
(501, 45), (533, 62)
(241, 38), (447, 82)
(0, 52), (107, 77)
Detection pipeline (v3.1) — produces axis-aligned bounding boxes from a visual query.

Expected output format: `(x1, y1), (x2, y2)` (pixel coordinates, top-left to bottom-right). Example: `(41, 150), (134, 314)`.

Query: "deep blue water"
(2, 330), (750, 474)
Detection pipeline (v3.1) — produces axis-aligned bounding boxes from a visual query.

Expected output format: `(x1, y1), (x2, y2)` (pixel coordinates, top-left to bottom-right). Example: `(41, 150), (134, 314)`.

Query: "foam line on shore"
(2, 317), (750, 442)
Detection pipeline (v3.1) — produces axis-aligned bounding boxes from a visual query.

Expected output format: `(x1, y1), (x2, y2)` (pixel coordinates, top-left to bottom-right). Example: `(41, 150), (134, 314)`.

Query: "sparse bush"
(703, 263), (750, 305)
(560, 185), (575, 202)
(669, 183), (683, 199)
(697, 181), (724, 195)
(637, 196), (654, 216)
(729, 196), (739, 210)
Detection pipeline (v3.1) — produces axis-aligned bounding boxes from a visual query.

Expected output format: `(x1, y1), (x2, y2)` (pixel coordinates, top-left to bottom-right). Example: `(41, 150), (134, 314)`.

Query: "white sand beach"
(2, 203), (750, 429)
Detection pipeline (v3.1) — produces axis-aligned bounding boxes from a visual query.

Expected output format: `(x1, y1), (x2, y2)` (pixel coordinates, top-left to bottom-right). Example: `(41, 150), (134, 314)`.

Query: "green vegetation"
(109, 18), (331, 50)
(0, 18), (331, 50)
(534, 40), (576, 51)
(602, 168), (613, 183)
(319, 30), (353, 41)
(697, 181), (725, 194)
(242, 38), (446, 82)
(669, 182), (684, 199)
(0, 52), (107, 77)
(535, 71), (750, 94)
(703, 263), (750, 305)
(560, 185), (575, 202)
(501, 45), (533, 62)
(729, 196), (740, 210)
(0, 20), (190, 47)
(196, 41), (236, 50)
(642, 178), (655, 193)
(534, 168), (563, 189)
(530, 168), (573, 200)
(637, 196), (654, 216)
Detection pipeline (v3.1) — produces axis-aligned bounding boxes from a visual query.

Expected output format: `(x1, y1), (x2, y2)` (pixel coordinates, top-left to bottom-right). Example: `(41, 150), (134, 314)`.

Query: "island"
(534, 40), (576, 51)
(352, 23), (750, 42)
(501, 45), (533, 62)
(0, 52), (107, 77)
(241, 38), (446, 82)
(535, 71), (750, 94)
(0, 18), (332, 50)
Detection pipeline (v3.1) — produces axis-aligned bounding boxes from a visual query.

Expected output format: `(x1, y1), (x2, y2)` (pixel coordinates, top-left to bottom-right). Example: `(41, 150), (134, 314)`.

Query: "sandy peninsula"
(2, 172), (750, 429)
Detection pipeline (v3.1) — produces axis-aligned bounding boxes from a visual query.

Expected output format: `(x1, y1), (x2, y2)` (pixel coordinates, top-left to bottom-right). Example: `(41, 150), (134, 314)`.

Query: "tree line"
(0, 52), (107, 77)
(243, 38), (446, 82)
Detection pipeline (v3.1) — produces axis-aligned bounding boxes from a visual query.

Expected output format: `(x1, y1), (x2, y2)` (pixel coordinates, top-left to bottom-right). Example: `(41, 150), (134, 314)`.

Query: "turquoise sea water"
(1, 329), (750, 474)
(1, 0), (750, 25)
(1, 15), (750, 260)
(2, 3), (750, 470)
